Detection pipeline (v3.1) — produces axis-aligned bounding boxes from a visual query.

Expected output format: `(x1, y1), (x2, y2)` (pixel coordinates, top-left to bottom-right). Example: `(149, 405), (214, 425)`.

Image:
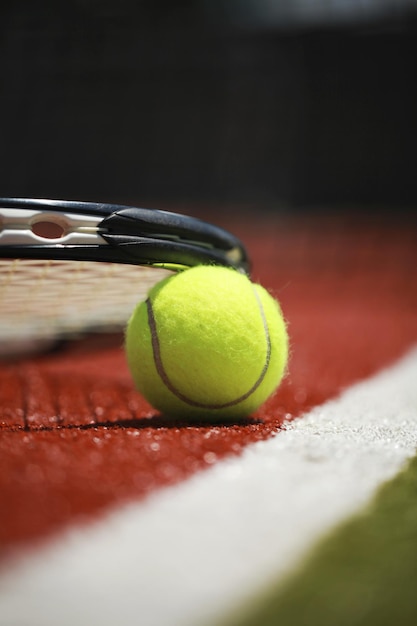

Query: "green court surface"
(227, 454), (417, 626)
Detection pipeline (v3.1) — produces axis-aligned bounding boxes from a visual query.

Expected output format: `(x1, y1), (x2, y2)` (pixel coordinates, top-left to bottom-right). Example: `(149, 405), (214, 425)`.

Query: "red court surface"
(1, 209), (416, 558)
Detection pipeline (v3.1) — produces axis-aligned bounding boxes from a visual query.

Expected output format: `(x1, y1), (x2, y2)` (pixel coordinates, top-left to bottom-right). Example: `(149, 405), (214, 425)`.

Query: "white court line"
(1, 348), (417, 626)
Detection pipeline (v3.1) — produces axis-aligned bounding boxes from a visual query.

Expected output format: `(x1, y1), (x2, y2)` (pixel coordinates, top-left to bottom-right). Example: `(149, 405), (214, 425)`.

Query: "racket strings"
(0, 259), (171, 342)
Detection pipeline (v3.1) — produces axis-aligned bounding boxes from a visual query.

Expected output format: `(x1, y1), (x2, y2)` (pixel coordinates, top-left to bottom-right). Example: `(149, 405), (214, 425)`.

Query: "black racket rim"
(0, 198), (250, 273)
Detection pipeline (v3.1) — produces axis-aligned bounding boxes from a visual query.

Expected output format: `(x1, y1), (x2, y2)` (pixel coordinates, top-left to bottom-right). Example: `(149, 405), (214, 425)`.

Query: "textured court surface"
(1, 209), (416, 625)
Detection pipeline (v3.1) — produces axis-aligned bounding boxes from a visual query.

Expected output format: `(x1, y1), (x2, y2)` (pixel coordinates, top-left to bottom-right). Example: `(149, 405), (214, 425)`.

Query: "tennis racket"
(0, 198), (249, 356)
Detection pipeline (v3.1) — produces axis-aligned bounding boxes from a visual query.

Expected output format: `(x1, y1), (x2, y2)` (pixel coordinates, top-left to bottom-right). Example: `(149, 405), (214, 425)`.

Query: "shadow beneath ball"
(19, 414), (263, 433)
(67, 414), (263, 431)
(108, 414), (263, 430)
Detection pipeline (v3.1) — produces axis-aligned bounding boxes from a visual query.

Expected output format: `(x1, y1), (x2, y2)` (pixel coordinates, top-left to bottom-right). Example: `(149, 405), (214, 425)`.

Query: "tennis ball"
(125, 266), (288, 419)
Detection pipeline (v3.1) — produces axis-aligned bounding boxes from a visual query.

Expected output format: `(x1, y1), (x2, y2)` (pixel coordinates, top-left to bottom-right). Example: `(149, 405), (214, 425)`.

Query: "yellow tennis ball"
(125, 266), (288, 419)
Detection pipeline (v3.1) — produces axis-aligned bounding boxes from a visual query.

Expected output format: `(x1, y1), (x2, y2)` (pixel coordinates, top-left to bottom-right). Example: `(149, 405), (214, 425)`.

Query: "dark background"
(1, 1), (416, 211)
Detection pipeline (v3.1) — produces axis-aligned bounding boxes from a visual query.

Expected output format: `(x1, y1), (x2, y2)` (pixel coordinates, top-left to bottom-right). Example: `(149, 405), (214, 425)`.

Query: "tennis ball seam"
(146, 285), (271, 410)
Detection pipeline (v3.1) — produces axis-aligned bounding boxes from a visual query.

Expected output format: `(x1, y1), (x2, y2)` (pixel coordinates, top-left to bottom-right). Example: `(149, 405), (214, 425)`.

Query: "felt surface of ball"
(125, 266), (288, 419)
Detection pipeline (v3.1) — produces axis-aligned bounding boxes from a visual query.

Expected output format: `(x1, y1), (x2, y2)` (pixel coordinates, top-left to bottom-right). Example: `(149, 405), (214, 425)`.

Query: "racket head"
(0, 199), (249, 355)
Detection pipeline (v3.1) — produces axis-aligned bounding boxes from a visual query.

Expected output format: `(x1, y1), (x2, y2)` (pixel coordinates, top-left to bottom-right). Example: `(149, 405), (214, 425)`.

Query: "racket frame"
(0, 198), (250, 273)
